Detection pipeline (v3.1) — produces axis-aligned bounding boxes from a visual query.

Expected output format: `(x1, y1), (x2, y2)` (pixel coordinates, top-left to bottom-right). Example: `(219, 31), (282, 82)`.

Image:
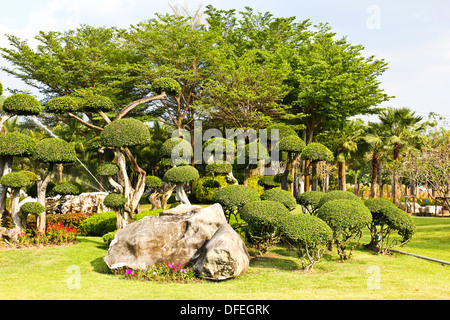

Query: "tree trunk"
(175, 182), (190, 205)
(149, 191), (161, 210)
(337, 161), (346, 191)
(10, 189), (22, 229)
(311, 162), (318, 191)
(0, 156), (12, 224)
(370, 153), (379, 198)
(37, 164), (54, 233)
(304, 160), (310, 192)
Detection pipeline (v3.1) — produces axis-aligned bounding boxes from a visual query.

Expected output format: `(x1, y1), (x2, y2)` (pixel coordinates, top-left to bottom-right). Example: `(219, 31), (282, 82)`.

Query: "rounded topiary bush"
(274, 172), (294, 184)
(20, 202), (45, 215)
(318, 190), (363, 208)
(278, 213), (333, 271)
(260, 123), (296, 142)
(0, 131), (36, 157)
(79, 211), (116, 236)
(317, 199), (372, 260)
(34, 138), (77, 164)
(97, 162), (119, 176)
(203, 137), (236, 158)
(46, 96), (80, 113)
(301, 142), (334, 162)
(240, 200), (290, 254)
(365, 198), (415, 253)
(2, 93), (41, 115)
(205, 161), (233, 176)
(152, 78), (181, 96)
(0, 172), (31, 189)
(277, 135), (305, 153)
(192, 175), (229, 203)
(212, 184), (260, 217)
(258, 175), (280, 189)
(146, 175), (162, 188)
(79, 95), (114, 112)
(100, 118), (151, 148)
(103, 193), (126, 209)
(52, 181), (83, 196)
(163, 165), (199, 183)
(161, 137), (192, 159)
(297, 191), (326, 215)
(260, 188), (297, 211)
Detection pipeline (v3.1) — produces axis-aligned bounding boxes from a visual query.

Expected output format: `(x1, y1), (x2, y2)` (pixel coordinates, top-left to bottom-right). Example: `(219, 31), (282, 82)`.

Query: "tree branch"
(67, 112), (103, 131)
(114, 93), (166, 121)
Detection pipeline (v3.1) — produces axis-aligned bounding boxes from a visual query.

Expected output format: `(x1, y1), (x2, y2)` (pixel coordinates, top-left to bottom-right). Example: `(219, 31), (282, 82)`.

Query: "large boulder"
(191, 224), (250, 281)
(46, 192), (109, 214)
(103, 203), (227, 273)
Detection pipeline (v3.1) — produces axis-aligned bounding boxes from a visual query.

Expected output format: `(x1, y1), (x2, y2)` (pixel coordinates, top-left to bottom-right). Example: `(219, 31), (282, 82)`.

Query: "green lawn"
(0, 216), (449, 300)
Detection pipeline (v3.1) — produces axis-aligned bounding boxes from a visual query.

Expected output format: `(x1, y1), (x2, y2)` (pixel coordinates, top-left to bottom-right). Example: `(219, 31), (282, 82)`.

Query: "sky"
(0, 0), (449, 127)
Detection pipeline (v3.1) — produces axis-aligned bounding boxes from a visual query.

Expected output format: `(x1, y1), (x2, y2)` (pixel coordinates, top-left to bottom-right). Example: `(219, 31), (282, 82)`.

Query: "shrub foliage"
(100, 118), (151, 148)
(260, 188), (297, 211)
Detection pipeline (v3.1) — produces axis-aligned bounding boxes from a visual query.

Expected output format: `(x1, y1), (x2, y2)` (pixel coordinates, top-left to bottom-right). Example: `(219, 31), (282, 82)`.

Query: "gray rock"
(103, 203), (227, 273)
(191, 224), (250, 281)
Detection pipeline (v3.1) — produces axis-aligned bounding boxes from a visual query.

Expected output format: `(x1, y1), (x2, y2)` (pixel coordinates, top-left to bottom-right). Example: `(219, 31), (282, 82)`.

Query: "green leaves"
(34, 138), (77, 164)
(100, 118), (151, 148)
(163, 165), (199, 183)
(2, 94), (41, 116)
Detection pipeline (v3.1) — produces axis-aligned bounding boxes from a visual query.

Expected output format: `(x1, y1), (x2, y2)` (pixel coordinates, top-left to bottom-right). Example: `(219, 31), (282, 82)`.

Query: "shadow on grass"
(90, 256), (111, 274)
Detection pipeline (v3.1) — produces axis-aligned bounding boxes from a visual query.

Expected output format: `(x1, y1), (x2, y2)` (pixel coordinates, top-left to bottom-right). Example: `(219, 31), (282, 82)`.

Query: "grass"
(0, 215), (449, 300)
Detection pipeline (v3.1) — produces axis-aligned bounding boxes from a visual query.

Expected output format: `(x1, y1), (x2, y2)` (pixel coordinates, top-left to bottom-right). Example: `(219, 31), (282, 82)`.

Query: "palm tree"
(362, 121), (386, 198)
(378, 107), (426, 204)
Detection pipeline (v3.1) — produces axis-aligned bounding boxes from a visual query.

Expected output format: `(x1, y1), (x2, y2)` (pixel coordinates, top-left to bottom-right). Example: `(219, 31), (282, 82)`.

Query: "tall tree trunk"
(337, 161), (346, 191)
(0, 156), (12, 224)
(311, 162), (318, 191)
(37, 164), (54, 233)
(175, 182), (190, 205)
(370, 153), (379, 198)
(392, 143), (401, 205)
(10, 189), (22, 229)
(304, 160), (310, 192)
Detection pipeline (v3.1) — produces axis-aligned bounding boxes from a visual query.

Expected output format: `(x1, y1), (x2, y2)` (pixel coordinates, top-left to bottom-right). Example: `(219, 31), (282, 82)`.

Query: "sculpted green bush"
(20, 202), (45, 215)
(205, 161), (233, 176)
(97, 162), (119, 176)
(278, 213), (333, 271)
(260, 188), (297, 211)
(192, 175), (228, 203)
(79, 211), (116, 236)
(239, 200), (290, 254)
(212, 184), (260, 222)
(79, 95), (114, 112)
(296, 191), (326, 215)
(100, 118), (151, 148)
(34, 138), (77, 164)
(301, 142), (334, 162)
(0, 132), (36, 156)
(317, 190), (363, 208)
(103, 193), (126, 209)
(0, 172), (31, 189)
(2, 93), (41, 115)
(52, 181), (83, 196)
(46, 96), (80, 113)
(317, 199), (372, 260)
(277, 135), (305, 153)
(163, 165), (199, 184)
(145, 175), (163, 188)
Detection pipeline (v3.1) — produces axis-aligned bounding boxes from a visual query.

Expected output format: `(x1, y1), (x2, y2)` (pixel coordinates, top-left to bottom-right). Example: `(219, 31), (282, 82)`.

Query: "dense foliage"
(0, 132), (36, 156)
(277, 135), (305, 153)
(317, 199), (372, 260)
(0, 172), (31, 188)
(45, 96), (80, 113)
(212, 185), (260, 215)
(103, 193), (126, 209)
(192, 175), (229, 203)
(34, 138), (77, 164)
(52, 181), (83, 195)
(239, 200), (290, 254)
(260, 188), (297, 211)
(96, 162), (119, 176)
(300, 142), (334, 162)
(100, 118), (151, 148)
(296, 191), (326, 215)
(317, 190), (363, 208)
(20, 202), (45, 215)
(151, 78), (182, 96)
(163, 165), (199, 183)
(145, 175), (163, 188)
(2, 93), (41, 115)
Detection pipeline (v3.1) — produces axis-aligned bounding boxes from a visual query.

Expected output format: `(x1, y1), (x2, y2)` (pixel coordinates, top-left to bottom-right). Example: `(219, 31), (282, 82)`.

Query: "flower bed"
(16, 222), (79, 247)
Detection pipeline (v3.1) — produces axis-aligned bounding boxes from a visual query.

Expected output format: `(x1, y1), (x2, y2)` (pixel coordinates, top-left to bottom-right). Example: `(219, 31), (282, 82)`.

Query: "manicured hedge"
(239, 200), (290, 253)
(52, 181), (83, 196)
(2, 93), (41, 115)
(277, 135), (305, 153)
(192, 175), (228, 203)
(100, 118), (151, 148)
(0, 132), (36, 157)
(317, 199), (372, 260)
(301, 142), (334, 162)
(79, 95), (114, 112)
(205, 161), (233, 175)
(46, 96), (80, 113)
(0, 172), (31, 188)
(211, 184), (260, 214)
(260, 123), (296, 141)
(79, 211), (116, 236)
(34, 138), (77, 164)
(103, 193), (126, 209)
(297, 191), (326, 215)
(258, 175), (280, 189)
(163, 165), (199, 183)
(317, 190), (363, 208)
(277, 213), (333, 270)
(161, 137), (192, 158)
(146, 175), (162, 188)
(20, 202), (45, 215)
(260, 188), (297, 211)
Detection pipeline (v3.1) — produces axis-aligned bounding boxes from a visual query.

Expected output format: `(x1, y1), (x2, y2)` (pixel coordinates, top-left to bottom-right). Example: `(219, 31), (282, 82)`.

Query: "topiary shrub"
(96, 162), (119, 176)
(78, 95), (114, 112)
(258, 175), (280, 190)
(364, 198), (415, 253)
(277, 135), (305, 153)
(317, 190), (363, 208)
(146, 175), (162, 188)
(152, 78), (182, 96)
(163, 165), (199, 205)
(212, 184), (260, 223)
(300, 142), (334, 162)
(20, 202), (45, 216)
(52, 181), (83, 196)
(160, 137), (192, 165)
(34, 138), (77, 164)
(203, 137), (236, 162)
(103, 193), (126, 209)
(0, 172), (31, 189)
(297, 191), (326, 215)
(260, 188), (297, 211)
(79, 211), (116, 236)
(2, 93), (41, 115)
(192, 175), (229, 204)
(317, 199), (372, 260)
(239, 200), (290, 254)
(278, 213), (333, 271)
(0, 132), (36, 157)
(260, 123), (296, 142)
(46, 96), (80, 113)
(100, 118), (151, 148)
(205, 161), (233, 177)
